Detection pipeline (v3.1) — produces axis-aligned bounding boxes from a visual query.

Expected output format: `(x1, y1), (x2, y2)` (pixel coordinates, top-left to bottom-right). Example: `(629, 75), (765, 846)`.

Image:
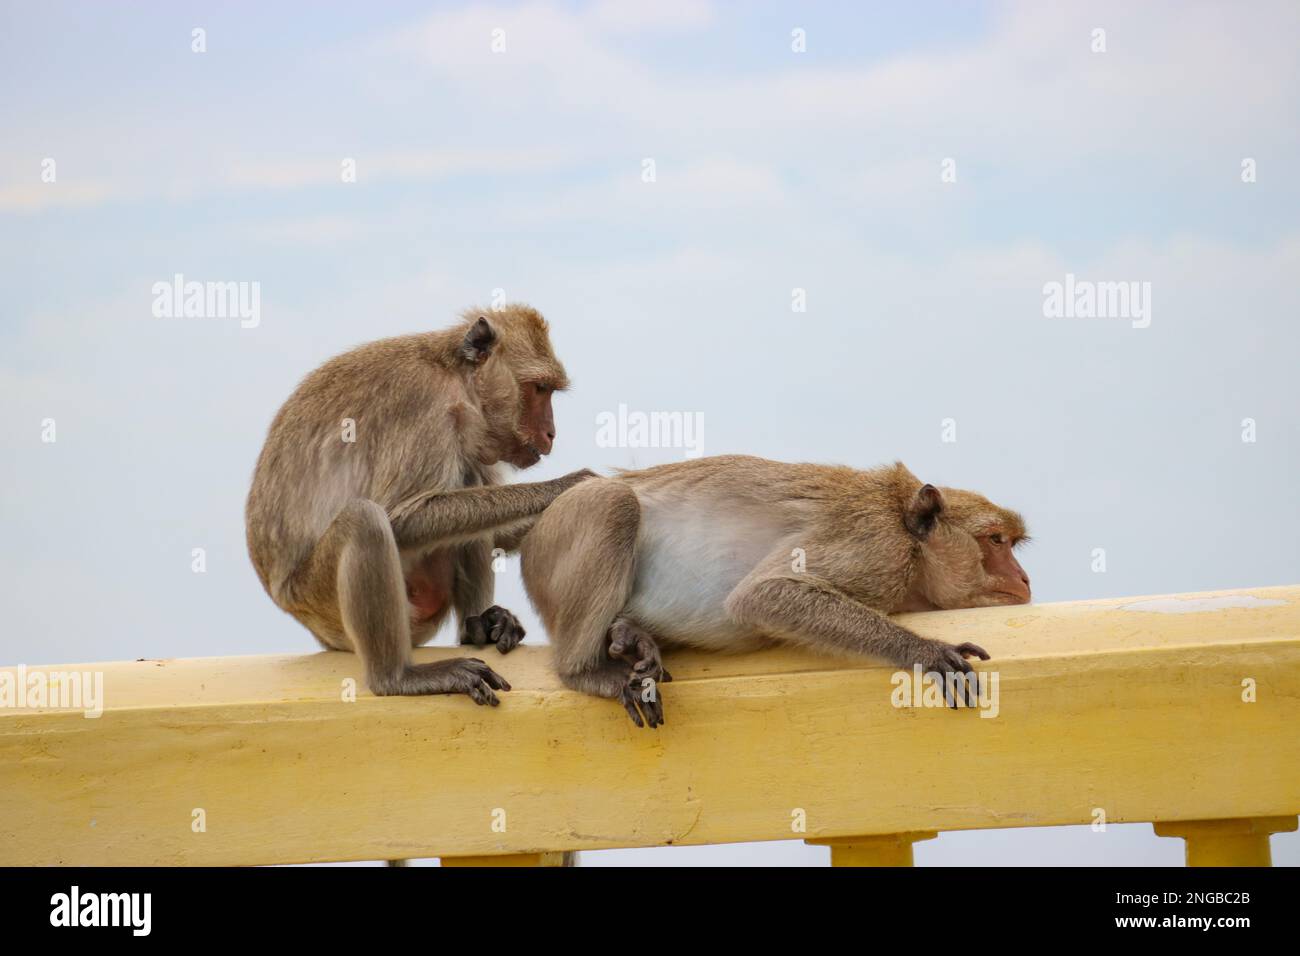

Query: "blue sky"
(2, 1), (1298, 865)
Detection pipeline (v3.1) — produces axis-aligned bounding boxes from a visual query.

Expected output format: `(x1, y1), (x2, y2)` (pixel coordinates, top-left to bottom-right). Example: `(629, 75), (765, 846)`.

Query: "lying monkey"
(521, 455), (1031, 727)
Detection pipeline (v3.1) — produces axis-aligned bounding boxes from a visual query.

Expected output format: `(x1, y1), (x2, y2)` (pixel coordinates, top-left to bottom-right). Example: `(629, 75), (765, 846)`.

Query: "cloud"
(223, 146), (579, 191)
(3, 0), (1296, 218)
(589, 0), (716, 33)
(0, 180), (117, 213)
(482, 155), (789, 230)
(379, 0), (1299, 169)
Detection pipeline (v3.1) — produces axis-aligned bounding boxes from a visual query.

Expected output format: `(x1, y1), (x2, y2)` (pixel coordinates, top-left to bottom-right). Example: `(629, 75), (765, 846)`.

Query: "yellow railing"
(2, 586), (1297, 866)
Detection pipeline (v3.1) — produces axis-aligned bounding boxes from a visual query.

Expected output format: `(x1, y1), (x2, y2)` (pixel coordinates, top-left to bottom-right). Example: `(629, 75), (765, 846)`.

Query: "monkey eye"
(989, 533), (1005, 545)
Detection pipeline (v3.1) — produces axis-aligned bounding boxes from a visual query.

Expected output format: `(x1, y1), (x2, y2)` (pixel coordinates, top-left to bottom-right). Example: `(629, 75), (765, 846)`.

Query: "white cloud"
(4, 1), (1296, 213)
(0, 180), (117, 213)
(589, 0), (716, 33)
(380, 0), (1298, 170)
(222, 145), (577, 191)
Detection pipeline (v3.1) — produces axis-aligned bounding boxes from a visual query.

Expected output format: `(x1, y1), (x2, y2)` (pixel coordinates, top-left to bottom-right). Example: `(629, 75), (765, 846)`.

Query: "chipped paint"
(1004, 616), (1038, 628)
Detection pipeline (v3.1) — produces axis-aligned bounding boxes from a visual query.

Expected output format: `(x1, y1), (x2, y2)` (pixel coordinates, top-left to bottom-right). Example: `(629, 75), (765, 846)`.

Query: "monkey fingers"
(947, 670), (983, 709)
(482, 605), (526, 653)
(459, 659), (511, 706)
(485, 606), (526, 653)
(619, 679), (665, 730)
(460, 616), (490, 648)
(460, 605), (527, 654)
(607, 620), (669, 681)
(606, 621), (670, 729)
(629, 656), (673, 685)
(409, 658), (511, 706)
(948, 643), (991, 707)
(922, 643), (984, 709)
(616, 684), (646, 728)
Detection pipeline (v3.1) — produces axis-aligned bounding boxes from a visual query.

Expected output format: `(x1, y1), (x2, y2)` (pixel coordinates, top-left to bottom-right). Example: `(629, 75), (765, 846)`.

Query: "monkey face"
(975, 530), (1031, 604)
(504, 382), (557, 468)
(456, 305), (569, 469)
(908, 482), (1031, 608)
(919, 526), (1031, 609)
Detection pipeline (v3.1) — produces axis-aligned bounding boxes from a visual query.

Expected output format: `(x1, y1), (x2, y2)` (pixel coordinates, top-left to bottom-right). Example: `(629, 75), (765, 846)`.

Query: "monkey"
(245, 304), (595, 704)
(520, 455), (1031, 727)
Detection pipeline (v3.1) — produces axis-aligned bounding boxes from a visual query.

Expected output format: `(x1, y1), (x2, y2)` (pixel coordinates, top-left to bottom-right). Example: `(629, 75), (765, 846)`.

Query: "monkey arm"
(724, 568), (929, 667)
(492, 517), (536, 554)
(724, 554), (989, 705)
(388, 471), (592, 551)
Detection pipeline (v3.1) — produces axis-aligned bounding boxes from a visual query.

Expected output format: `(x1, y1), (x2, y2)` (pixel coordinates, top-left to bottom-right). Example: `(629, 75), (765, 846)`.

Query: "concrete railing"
(2, 586), (1296, 866)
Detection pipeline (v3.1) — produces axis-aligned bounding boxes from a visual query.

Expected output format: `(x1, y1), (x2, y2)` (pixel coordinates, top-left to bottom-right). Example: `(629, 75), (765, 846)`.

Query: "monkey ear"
(459, 316), (497, 365)
(904, 484), (944, 539)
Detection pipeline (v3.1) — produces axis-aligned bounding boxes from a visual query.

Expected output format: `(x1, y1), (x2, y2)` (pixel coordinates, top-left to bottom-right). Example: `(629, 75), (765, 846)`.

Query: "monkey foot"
(460, 605), (526, 654)
(608, 618), (672, 729)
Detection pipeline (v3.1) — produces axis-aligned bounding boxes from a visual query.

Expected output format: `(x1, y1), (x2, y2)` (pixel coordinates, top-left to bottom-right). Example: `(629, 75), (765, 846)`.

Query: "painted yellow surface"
(1154, 816), (1298, 866)
(808, 832), (937, 866)
(1, 585), (1297, 866)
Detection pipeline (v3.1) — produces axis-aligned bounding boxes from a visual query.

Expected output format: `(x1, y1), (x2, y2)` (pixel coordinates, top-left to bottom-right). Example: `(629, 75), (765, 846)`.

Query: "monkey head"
(903, 477), (1031, 609)
(457, 305), (571, 469)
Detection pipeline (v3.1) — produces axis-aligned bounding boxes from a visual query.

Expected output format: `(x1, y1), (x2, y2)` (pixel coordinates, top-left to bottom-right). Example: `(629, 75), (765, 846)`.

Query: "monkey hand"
(909, 639), (990, 709)
(561, 468), (600, 487)
(460, 605), (527, 653)
(608, 619), (672, 729)
(391, 659), (511, 706)
(442, 659), (511, 706)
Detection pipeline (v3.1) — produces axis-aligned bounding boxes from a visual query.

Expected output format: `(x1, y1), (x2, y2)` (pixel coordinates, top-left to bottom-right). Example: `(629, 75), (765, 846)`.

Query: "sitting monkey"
(521, 455), (1031, 727)
(246, 305), (593, 703)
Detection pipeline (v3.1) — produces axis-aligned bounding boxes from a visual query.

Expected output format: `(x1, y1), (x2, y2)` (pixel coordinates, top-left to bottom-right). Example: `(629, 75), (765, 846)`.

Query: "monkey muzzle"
(508, 443), (544, 469)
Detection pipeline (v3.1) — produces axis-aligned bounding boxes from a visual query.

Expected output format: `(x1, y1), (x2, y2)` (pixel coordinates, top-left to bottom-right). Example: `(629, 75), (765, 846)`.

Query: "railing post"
(440, 851), (573, 867)
(806, 832), (938, 866)
(1152, 816), (1297, 866)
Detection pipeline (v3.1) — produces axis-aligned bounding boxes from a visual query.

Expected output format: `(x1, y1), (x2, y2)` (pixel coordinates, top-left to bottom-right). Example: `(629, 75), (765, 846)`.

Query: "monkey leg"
(292, 499), (511, 704)
(520, 479), (665, 725)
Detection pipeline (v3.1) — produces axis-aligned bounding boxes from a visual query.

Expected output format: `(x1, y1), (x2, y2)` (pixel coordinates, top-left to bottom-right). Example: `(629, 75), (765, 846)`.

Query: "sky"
(1, 0), (1297, 866)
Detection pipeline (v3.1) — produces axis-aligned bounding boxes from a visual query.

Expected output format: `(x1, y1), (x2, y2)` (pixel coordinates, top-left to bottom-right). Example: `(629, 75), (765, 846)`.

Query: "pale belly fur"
(623, 492), (792, 651)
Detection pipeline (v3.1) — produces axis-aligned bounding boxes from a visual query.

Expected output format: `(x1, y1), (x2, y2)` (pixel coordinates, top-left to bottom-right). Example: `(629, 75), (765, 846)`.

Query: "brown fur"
(521, 455), (1030, 726)
(246, 304), (593, 700)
